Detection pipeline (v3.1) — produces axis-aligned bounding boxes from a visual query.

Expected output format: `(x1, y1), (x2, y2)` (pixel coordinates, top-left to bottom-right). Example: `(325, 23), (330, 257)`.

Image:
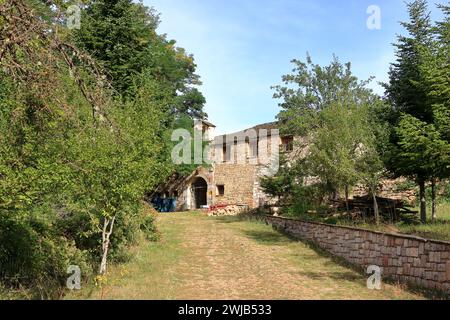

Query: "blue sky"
(144, 0), (445, 134)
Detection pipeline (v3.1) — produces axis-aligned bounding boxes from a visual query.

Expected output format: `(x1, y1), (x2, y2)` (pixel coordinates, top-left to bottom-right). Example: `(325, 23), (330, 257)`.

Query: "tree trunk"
(431, 178), (437, 223)
(419, 179), (427, 224)
(332, 188), (340, 201)
(372, 187), (380, 225)
(345, 185), (349, 214)
(99, 216), (116, 275)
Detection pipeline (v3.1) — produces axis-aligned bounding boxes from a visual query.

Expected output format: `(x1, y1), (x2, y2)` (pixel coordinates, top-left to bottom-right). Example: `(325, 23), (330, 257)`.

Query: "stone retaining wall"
(265, 215), (450, 295)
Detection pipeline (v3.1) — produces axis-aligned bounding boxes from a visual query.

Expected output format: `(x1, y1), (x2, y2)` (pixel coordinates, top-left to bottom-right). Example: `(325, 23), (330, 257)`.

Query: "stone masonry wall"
(353, 178), (417, 204)
(265, 216), (450, 295)
(214, 164), (256, 208)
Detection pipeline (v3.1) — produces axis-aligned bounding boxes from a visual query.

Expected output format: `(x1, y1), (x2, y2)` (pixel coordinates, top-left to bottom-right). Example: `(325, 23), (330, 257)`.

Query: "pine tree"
(419, 5), (450, 221)
(384, 0), (436, 223)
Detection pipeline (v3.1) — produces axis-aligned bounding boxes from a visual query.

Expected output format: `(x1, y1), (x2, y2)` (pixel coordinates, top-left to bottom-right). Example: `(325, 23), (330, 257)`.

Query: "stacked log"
(329, 195), (418, 221)
(207, 204), (248, 216)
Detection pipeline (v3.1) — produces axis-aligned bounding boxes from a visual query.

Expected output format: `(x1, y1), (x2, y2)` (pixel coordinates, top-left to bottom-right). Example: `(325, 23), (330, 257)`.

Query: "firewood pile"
(329, 195), (418, 221)
(207, 204), (248, 216)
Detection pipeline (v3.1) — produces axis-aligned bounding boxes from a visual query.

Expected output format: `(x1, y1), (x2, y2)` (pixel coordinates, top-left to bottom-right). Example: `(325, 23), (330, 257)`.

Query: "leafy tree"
(0, 0), (188, 295)
(394, 115), (450, 220)
(273, 54), (374, 136)
(73, 0), (207, 119)
(274, 55), (383, 212)
(383, 0), (431, 223)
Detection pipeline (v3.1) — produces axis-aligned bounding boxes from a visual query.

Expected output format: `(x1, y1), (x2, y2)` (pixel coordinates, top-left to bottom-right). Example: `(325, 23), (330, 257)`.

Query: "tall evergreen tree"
(419, 4), (450, 221)
(383, 0), (437, 223)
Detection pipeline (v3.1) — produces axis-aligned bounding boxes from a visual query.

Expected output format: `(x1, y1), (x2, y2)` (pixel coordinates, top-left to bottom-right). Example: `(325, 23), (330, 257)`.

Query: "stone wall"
(352, 178), (417, 204)
(214, 164), (257, 207)
(265, 215), (450, 295)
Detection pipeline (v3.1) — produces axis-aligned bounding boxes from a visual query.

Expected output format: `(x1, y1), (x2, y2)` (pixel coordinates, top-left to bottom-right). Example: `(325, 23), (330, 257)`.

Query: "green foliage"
(0, 0), (205, 297)
(276, 1), (450, 227)
(384, 1), (450, 180)
(73, 0), (207, 119)
(260, 156), (294, 202)
(382, 0), (450, 222)
(273, 54), (386, 205)
(287, 184), (330, 217)
(442, 181), (450, 202)
(170, 114), (211, 177)
(0, 210), (92, 299)
(395, 114), (450, 179)
(140, 212), (160, 242)
(273, 54), (374, 136)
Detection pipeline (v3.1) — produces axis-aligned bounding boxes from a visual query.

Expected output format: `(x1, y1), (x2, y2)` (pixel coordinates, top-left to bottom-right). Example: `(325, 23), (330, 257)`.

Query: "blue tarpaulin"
(151, 198), (177, 212)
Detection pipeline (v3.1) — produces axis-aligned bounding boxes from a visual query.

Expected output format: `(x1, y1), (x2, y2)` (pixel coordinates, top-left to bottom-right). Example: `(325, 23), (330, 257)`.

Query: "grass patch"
(0, 285), (32, 300)
(66, 213), (191, 300)
(397, 221), (450, 242)
(286, 202), (450, 242)
(221, 216), (425, 299)
(66, 212), (427, 300)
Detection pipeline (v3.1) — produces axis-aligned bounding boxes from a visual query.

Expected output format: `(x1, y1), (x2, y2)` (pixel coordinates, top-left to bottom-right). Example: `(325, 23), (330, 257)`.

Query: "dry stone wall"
(265, 215), (450, 295)
(352, 178), (417, 204)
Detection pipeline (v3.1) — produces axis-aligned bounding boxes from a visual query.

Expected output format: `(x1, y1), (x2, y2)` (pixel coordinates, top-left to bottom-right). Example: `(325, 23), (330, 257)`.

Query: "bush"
(0, 211), (92, 299)
(283, 183), (328, 217)
(140, 206), (160, 242)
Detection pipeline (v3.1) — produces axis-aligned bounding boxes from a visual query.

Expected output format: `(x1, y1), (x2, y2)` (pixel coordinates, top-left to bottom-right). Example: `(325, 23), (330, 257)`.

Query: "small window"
(281, 136), (294, 153)
(217, 185), (225, 196)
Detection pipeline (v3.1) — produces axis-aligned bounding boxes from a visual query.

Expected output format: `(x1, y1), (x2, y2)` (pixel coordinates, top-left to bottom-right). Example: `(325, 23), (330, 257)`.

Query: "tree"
(383, 0), (436, 223)
(418, 4), (450, 221)
(273, 54), (374, 136)
(395, 115), (450, 220)
(74, 0), (207, 119)
(260, 156), (295, 203)
(0, 0), (183, 294)
(274, 55), (382, 210)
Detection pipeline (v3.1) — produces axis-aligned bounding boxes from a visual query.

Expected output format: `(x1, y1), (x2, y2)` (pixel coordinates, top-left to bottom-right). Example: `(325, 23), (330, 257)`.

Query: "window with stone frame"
(216, 185), (225, 196)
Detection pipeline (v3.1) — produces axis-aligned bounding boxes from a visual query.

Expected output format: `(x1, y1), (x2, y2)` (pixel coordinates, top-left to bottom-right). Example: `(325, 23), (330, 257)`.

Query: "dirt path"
(77, 213), (424, 300)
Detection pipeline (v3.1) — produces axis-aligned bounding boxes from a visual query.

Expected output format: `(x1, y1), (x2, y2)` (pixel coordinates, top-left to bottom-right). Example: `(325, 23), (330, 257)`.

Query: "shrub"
(0, 210), (92, 299)
(140, 206), (160, 242)
(285, 184), (328, 216)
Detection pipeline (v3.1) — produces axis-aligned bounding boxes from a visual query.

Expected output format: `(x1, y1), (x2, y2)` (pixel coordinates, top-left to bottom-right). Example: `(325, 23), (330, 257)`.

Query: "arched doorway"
(192, 177), (208, 209)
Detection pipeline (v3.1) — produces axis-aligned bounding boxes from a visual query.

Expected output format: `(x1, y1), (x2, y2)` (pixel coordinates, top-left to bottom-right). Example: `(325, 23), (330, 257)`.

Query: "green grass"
(292, 202), (450, 242)
(396, 202), (450, 242)
(0, 285), (33, 300)
(389, 202), (449, 242)
(66, 213), (189, 300)
(332, 220), (450, 242)
(68, 212), (426, 300)
(417, 202), (450, 220)
(397, 222), (450, 242)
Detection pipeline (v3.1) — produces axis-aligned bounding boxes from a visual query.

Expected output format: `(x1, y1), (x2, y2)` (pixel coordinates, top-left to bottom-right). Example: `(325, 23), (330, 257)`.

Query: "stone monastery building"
(159, 120), (295, 211)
